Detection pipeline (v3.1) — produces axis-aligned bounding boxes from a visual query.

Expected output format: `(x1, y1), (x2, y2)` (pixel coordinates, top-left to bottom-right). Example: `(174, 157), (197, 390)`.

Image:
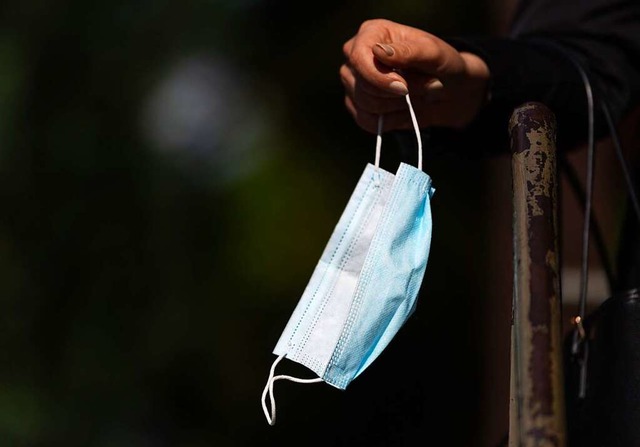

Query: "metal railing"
(508, 102), (567, 447)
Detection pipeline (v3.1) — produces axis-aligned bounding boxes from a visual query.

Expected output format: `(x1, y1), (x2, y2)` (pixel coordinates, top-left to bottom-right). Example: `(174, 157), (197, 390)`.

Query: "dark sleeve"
(401, 0), (640, 158)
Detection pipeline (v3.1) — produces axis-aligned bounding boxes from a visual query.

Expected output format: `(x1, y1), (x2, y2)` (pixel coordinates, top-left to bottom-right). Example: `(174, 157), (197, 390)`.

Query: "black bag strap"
(526, 37), (640, 399)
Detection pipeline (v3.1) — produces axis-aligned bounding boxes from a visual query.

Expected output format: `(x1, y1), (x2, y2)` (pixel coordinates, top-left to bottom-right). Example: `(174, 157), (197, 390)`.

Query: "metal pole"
(509, 102), (567, 447)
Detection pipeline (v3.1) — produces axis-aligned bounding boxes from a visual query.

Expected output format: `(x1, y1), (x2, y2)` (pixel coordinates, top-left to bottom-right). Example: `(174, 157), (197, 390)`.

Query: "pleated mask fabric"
(262, 94), (435, 425)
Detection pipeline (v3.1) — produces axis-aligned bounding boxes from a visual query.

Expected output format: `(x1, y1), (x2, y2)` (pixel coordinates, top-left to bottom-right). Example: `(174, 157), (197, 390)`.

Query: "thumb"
(372, 37), (465, 82)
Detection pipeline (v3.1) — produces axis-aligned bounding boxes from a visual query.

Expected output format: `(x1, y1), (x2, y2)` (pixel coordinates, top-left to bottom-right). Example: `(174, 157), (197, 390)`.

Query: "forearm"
(419, 37), (602, 157)
(416, 0), (640, 158)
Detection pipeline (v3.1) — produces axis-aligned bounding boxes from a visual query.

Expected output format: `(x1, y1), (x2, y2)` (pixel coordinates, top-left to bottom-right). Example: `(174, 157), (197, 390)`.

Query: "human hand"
(340, 19), (490, 133)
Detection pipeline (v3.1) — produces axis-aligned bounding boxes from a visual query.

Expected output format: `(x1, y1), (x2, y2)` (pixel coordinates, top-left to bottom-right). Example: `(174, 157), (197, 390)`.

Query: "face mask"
(261, 94), (435, 425)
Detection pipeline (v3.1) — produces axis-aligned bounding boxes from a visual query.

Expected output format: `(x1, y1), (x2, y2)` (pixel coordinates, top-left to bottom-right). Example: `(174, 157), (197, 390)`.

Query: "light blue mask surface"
(323, 162), (434, 389)
(262, 94), (434, 425)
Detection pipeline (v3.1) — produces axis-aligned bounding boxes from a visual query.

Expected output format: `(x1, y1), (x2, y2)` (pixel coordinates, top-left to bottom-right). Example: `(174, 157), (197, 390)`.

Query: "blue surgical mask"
(262, 94), (435, 425)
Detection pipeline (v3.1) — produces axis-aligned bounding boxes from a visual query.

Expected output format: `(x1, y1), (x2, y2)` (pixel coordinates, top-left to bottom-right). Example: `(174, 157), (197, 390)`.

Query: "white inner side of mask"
(262, 93), (423, 427)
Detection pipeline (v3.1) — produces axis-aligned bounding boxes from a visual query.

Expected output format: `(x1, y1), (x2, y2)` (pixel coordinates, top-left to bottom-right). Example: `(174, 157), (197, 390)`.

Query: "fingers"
(343, 20), (409, 95)
(371, 37), (466, 83)
(345, 93), (469, 134)
(340, 63), (408, 115)
(341, 19), (490, 133)
(342, 36), (354, 59)
(344, 19), (466, 100)
(340, 63), (402, 100)
(341, 60), (448, 119)
(344, 96), (415, 134)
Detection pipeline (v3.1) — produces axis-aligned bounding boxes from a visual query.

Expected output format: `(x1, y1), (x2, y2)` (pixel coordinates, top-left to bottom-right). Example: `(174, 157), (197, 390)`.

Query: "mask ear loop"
(376, 94), (423, 171)
(262, 93), (424, 427)
(261, 354), (322, 426)
(375, 114), (383, 168)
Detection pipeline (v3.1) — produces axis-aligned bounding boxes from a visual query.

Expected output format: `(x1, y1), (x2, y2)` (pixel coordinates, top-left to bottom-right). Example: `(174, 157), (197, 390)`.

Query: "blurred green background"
(0, 1), (510, 446)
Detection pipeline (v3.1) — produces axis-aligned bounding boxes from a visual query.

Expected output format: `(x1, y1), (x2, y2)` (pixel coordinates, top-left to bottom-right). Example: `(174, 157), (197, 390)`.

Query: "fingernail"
(389, 81), (408, 95)
(426, 79), (444, 90)
(375, 43), (395, 56)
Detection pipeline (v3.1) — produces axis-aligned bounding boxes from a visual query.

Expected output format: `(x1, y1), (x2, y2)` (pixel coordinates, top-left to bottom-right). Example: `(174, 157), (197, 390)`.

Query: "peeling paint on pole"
(509, 102), (566, 447)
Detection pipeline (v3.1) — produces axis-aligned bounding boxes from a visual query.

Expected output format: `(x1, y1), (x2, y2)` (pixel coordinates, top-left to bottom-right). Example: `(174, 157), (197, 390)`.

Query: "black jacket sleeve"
(401, 0), (640, 158)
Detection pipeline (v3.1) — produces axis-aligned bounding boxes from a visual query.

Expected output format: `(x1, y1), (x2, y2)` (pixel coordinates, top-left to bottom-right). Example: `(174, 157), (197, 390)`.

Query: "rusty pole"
(508, 102), (567, 447)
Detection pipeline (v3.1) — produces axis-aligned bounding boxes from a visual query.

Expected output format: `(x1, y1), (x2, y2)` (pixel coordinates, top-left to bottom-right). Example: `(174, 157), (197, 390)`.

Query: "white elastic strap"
(375, 115), (383, 168)
(261, 353), (323, 426)
(375, 93), (423, 171)
(405, 94), (423, 171)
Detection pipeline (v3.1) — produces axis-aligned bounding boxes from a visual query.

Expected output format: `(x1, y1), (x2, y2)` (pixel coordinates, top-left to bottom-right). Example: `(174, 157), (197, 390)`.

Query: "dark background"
(0, 1), (575, 446)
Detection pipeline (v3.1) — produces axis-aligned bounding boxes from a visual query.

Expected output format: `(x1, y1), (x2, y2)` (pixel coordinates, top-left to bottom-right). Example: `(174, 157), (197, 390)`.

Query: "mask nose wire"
(375, 93), (423, 171)
(261, 353), (323, 426)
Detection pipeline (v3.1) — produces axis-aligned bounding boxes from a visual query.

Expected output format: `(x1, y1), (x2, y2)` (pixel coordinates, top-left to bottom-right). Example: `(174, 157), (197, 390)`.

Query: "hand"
(340, 19), (491, 134)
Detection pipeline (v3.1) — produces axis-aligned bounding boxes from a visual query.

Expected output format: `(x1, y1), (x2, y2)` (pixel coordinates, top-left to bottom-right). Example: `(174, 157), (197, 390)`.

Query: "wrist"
(461, 51), (492, 105)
